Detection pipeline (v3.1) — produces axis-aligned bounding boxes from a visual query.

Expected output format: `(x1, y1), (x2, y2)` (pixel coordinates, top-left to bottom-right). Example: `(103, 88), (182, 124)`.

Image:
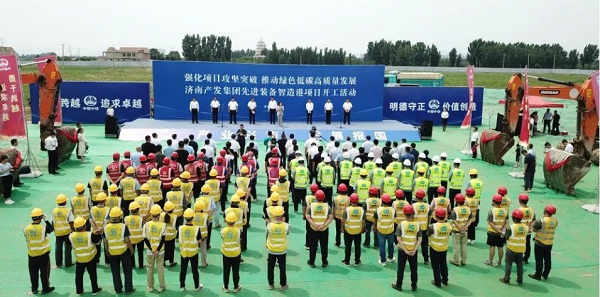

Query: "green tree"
(181, 34), (199, 60)
(456, 54), (462, 67)
(430, 44), (441, 66)
(411, 42), (428, 66)
(149, 48), (164, 60)
(580, 44), (599, 69)
(449, 48), (457, 67)
(166, 51), (182, 61)
(567, 49), (579, 68)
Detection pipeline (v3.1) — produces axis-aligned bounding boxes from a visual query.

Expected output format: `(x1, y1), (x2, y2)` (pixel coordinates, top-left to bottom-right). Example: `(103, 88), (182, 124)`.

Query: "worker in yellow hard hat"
(234, 189), (250, 251)
(264, 191), (281, 224)
(119, 166), (141, 216)
(135, 183), (154, 222)
(52, 194), (74, 268)
(274, 169), (291, 223)
(69, 216), (102, 295)
(106, 184), (122, 210)
(167, 178), (186, 230)
(236, 166), (252, 225)
(144, 204), (167, 293)
(221, 212), (243, 293)
(90, 192), (110, 267)
(198, 184), (218, 249)
(161, 201), (178, 267)
(147, 168), (163, 208)
(205, 169), (222, 228)
(179, 171), (194, 206)
(104, 207), (135, 294)
(125, 202), (145, 269)
(412, 167), (428, 203)
(466, 168), (483, 244)
(353, 169), (371, 205)
(71, 183), (91, 230)
(25, 208), (56, 294)
(179, 208), (204, 291)
(193, 200), (210, 267)
(88, 165), (108, 206)
(225, 194), (246, 254)
(266, 206), (289, 291)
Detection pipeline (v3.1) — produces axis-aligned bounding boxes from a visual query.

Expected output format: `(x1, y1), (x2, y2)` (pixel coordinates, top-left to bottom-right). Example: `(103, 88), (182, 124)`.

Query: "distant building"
(99, 47), (150, 61)
(254, 39), (266, 59)
(0, 47), (16, 55)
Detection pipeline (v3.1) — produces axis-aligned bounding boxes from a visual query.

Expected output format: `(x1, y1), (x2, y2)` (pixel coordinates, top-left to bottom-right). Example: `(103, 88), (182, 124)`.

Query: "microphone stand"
(220, 102), (225, 128)
(338, 110), (346, 129)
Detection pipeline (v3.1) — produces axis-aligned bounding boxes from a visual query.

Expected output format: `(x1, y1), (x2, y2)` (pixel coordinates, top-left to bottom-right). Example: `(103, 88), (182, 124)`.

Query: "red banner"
(461, 66), (475, 129)
(34, 55), (63, 124)
(0, 55), (26, 137)
(519, 67), (530, 147)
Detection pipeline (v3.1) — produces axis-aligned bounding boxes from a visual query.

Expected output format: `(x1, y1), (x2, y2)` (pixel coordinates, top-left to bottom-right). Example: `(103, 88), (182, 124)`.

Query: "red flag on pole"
(461, 66), (475, 129)
(519, 67), (530, 147)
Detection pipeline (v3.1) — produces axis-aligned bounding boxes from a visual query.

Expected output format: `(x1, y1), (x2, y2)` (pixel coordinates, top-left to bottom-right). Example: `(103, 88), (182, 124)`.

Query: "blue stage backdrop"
(383, 86), (484, 126)
(153, 61), (384, 122)
(30, 82), (150, 124)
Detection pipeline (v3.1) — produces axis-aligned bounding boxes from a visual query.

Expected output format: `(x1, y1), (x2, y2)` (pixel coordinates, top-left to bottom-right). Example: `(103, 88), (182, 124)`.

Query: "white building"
(254, 39), (266, 59)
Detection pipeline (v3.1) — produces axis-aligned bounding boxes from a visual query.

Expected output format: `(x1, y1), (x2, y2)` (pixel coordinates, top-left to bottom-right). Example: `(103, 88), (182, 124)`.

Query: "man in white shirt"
(562, 139), (574, 153)
(189, 97), (199, 124)
(306, 98), (314, 124)
(398, 138), (409, 153)
(207, 133), (217, 151)
(369, 139), (382, 159)
(106, 106), (115, 117)
(228, 97), (239, 124)
(362, 135), (374, 153)
(268, 97), (277, 124)
(342, 98), (353, 125)
(285, 134), (295, 154)
(247, 97), (257, 124)
(304, 132), (319, 156)
(471, 127), (479, 158)
(45, 131), (59, 174)
(324, 98), (333, 124)
(342, 136), (353, 152)
(326, 136), (336, 154)
(348, 142), (360, 160)
(151, 133), (161, 146)
(210, 97), (220, 124)
(308, 143), (319, 159)
(201, 139), (215, 166)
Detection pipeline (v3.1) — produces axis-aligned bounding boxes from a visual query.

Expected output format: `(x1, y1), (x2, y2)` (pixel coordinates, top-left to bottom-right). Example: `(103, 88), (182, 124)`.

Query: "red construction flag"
(519, 67), (530, 147)
(461, 66), (475, 129)
(0, 54), (27, 137)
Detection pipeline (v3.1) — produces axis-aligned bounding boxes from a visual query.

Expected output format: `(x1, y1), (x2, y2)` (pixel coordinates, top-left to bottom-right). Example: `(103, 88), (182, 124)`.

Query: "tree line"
(149, 49), (182, 61)
(180, 34), (232, 62)
(365, 40), (442, 66)
(261, 42), (349, 65)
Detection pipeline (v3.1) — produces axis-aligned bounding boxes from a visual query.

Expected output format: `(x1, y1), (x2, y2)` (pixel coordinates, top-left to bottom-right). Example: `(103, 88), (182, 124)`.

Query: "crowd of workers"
(23, 131), (559, 295)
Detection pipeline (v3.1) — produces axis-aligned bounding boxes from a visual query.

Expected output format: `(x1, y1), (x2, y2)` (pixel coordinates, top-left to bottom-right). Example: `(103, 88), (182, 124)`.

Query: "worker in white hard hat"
(447, 158), (465, 208)
(398, 159), (415, 203)
(317, 156), (336, 205)
(348, 158), (363, 194)
(338, 152), (353, 190)
(390, 153), (403, 178)
(363, 152), (376, 173)
(439, 153), (451, 194)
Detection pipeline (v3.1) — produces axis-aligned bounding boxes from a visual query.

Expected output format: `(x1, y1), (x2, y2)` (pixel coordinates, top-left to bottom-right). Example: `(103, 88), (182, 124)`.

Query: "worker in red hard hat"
(169, 152), (183, 179)
(528, 205), (558, 281)
(485, 194), (508, 267)
(159, 158), (174, 204)
(517, 193), (536, 264)
(498, 187), (511, 211)
(499, 209), (528, 285)
(302, 184), (319, 250)
(373, 194), (396, 267)
(430, 186), (450, 225)
(107, 152), (123, 185)
(305, 190), (333, 268)
(391, 204), (421, 292)
(332, 184), (350, 247)
(392, 189), (408, 244)
(341, 193), (365, 267)
(427, 208), (452, 288)
(413, 189), (431, 265)
(363, 186), (382, 248)
(267, 158), (280, 197)
(465, 187), (478, 244)
(449, 193), (473, 266)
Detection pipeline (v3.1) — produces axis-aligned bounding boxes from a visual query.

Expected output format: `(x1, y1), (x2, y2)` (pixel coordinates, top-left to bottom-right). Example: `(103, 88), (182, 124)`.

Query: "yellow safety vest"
(274, 181), (290, 203)
(192, 212), (209, 238)
(429, 222), (451, 252)
(266, 205), (279, 220)
(376, 206), (395, 235)
(339, 160), (353, 180)
(104, 223), (128, 256)
(507, 223), (528, 253)
(199, 195), (214, 220)
(333, 195), (349, 219)
(449, 169), (464, 189)
(206, 179), (220, 202)
(399, 169), (414, 191)
(466, 196), (479, 212)
(89, 177), (104, 202)
(225, 207), (244, 228)
(52, 207), (72, 237)
(144, 221), (166, 251)
(294, 167), (309, 188)
(382, 176), (398, 196)
(364, 161), (376, 172)
(181, 182), (193, 201)
(392, 199), (408, 224)
(266, 222), (289, 254)
(220, 226), (241, 257)
(344, 207), (364, 235)
(319, 165), (335, 188)
(167, 190), (184, 217)
(349, 167), (362, 186)
(69, 231), (96, 263)
(365, 198), (381, 222)
(179, 225), (200, 258)
(535, 217), (558, 246)
(415, 161), (429, 174)
(500, 195), (511, 211)
(413, 202), (430, 231)
(487, 208), (507, 234)
(391, 161), (402, 177)
(439, 161), (451, 181)
(121, 177), (137, 201)
(24, 224), (50, 257)
(470, 179), (483, 199)
(160, 212), (177, 241)
(412, 177), (429, 199)
(90, 205), (109, 229)
(399, 220), (420, 251)
(309, 202), (330, 231)
(355, 179), (371, 203)
(147, 179), (163, 203)
(432, 197), (449, 210)
(520, 206), (535, 227)
(135, 195), (152, 218)
(428, 165), (442, 187)
(71, 195), (90, 219)
(106, 195), (121, 210)
(124, 215), (143, 244)
(452, 206), (471, 232)
(289, 159), (299, 173)
(371, 168), (386, 189)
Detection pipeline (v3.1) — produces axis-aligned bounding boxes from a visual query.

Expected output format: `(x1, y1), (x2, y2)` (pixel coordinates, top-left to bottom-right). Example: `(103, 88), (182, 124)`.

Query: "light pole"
(502, 53), (506, 68)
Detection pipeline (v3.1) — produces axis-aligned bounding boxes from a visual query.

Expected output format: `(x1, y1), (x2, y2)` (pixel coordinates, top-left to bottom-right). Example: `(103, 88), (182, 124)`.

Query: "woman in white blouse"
(276, 101), (285, 127)
(77, 128), (87, 163)
(441, 107), (449, 131)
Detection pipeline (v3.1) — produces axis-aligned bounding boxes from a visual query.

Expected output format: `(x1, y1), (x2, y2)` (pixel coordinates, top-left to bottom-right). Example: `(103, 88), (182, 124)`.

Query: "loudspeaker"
(420, 120), (433, 140)
(105, 116), (118, 138)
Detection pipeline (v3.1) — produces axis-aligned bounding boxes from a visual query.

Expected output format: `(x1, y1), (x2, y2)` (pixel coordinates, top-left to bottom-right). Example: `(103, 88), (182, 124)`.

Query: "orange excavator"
(480, 73), (597, 194)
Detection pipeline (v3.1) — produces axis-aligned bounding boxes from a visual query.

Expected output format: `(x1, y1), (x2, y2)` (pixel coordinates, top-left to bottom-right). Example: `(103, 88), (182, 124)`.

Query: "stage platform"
(118, 118), (421, 142)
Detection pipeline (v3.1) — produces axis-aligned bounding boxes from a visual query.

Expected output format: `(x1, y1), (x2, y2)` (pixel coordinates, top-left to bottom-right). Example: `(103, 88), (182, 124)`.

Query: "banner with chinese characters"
(460, 66), (475, 129)
(0, 54), (27, 137)
(383, 86), (484, 126)
(153, 61), (384, 122)
(30, 81), (150, 123)
(34, 55), (63, 124)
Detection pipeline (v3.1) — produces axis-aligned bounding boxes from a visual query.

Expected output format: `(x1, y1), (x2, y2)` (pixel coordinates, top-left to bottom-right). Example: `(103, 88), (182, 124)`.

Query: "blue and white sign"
(30, 81), (150, 123)
(153, 61), (384, 122)
(383, 86), (484, 126)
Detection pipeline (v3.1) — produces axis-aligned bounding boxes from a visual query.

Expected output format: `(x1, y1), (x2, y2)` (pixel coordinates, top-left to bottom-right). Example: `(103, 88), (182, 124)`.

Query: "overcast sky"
(4, 0), (599, 57)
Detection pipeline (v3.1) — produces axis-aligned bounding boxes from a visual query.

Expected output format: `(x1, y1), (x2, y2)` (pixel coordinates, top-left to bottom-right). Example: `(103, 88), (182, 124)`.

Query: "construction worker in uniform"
(348, 158), (363, 194)
(147, 153), (157, 172)
(107, 152), (123, 185)
(225, 194), (246, 254)
(338, 152), (353, 188)
(449, 193), (472, 266)
(121, 151), (134, 170)
(412, 167), (428, 203)
(291, 157), (308, 213)
(246, 151), (259, 201)
(426, 156), (442, 201)
(119, 167), (140, 216)
(302, 184), (319, 249)
(206, 169), (222, 228)
(144, 205), (167, 293)
(447, 158), (464, 208)
(517, 193), (536, 264)
(179, 208), (204, 291)
(266, 206), (289, 291)
(180, 171), (194, 208)
(239, 154), (256, 202)
(413, 189), (431, 265)
(25, 208), (56, 295)
(90, 192), (110, 266)
(52, 194), (74, 268)
(306, 190), (333, 268)
(235, 191), (249, 252)
(390, 153), (403, 178)
(382, 165), (398, 197)
(88, 166), (108, 206)
(70, 216), (102, 295)
(499, 209), (527, 285)
(529, 205), (558, 281)
(439, 152), (451, 192)
(398, 160), (414, 203)
(392, 204), (421, 292)
(147, 169), (163, 208)
(193, 200), (210, 267)
(430, 186), (450, 225)
(159, 158), (174, 202)
(371, 159), (386, 195)
(428, 208), (452, 287)
(236, 166), (253, 224)
(273, 169), (291, 222)
(332, 183), (349, 247)
(136, 155), (150, 185)
(267, 158), (280, 197)
(135, 184), (154, 222)
(195, 152), (209, 199)
(183, 156), (199, 197)
(221, 212), (243, 293)
(341, 193), (365, 266)
(167, 178), (186, 229)
(363, 152), (376, 173)
(414, 153), (429, 174)
(72, 183), (91, 231)
(169, 152), (183, 179)
(161, 201), (178, 267)
(106, 184), (122, 210)
(104, 207), (135, 294)
(264, 192), (281, 223)
(354, 169), (371, 206)
(363, 186), (381, 248)
(485, 194), (508, 267)
(199, 184), (219, 248)
(213, 156), (229, 212)
(392, 189), (408, 243)
(466, 168), (483, 206)
(465, 187), (479, 244)
(125, 202), (145, 269)
(287, 151), (301, 193)
(317, 156), (335, 205)
(498, 186), (511, 211)
(373, 194), (396, 266)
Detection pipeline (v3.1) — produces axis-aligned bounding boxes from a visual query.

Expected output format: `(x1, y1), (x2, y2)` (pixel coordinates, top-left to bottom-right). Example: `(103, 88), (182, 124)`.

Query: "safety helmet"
(469, 169), (478, 175)
(310, 183), (319, 193)
(216, 156), (225, 164)
(360, 169), (368, 176)
(126, 166), (135, 174)
(235, 189), (246, 197)
(96, 192), (107, 201)
(197, 152), (205, 159)
(140, 155), (147, 162)
(272, 148), (279, 155)
(150, 168), (159, 176)
(417, 167), (426, 173)
(75, 183), (85, 193)
(435, 208), (447, 219)
(354, 158), (362, 165)
(381, 194), (391, 203)
(180, 171), (191, 179)
(94, 165), (103, 172)
(150, 205), (162, 216)
(395, 189), (405, 198)
(403, 204), (415, 215)
(273, 206), (284, 217)
(544, 205), (557, 215)
(73, 217), (86, 229)
(315, 190), (325, 201)
(440, 152), (448, 158)
(163, 158), (171, 165)
(241, 154), (249, 162)
(148, 153), (156, 160)
(298, 157), (305, 163)
(518, 193), (529, 202)
(164, 201), (175, 212)
(415, 189), (426, 199)
(112, 152), (120, 159)
(375, 158), (383, 164)
(512, 209), (524, 219)
(220, 150), (227, 157)
(124, 151), (131, 157)
(55, 194), (67, 204)
(231, 194), (241, 203)
(187, 155), (195, 162)
(343, 152), (350, 159)
(432, 155), (440, 162)
(140, 183), (150, 191)
(418, 153), (426, 159)
(109, 207), (123, 218)
(225, 212), (238, 223)
(349, 193), (359, 203)
(209, 169), (218, 177)
(279, 169), (287, 177)
(453, 158), (461, 164)
(240, 166), (249, 174)
(129, 202), (140, 211)
(270, 158), (278, 166)
(324, 156), (331, 163)
(30, 208), (44, 218)
(171, 152), (178, 159)
(498, 187), (508, 195)
(368, 186), (378, 195)
(465, 187), (475, 196)
(368, 152), (374, 158)
(454, 194), (466, 203)
(392, 153), (399, 160)
(492, 194), (502, 203)
(385, 165), (394, 173)
(201, 185), (211, 193)
(437, 186), (446, 194)
(403, 159), (412, 166)
(337, 183), (348, 192)
(270, 192), (280, 202)
(194, 200), (206, 212)
(183, 208), (195, 219)
(172, 178), (182, 187)
(108, 184), (119, 192)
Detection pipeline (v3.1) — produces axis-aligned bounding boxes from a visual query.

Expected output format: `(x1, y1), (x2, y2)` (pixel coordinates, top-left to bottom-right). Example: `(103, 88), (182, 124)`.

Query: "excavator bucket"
(55, 127), (78, 164)
(543, 148), (591, 195)
(479, 130), (515, 165)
